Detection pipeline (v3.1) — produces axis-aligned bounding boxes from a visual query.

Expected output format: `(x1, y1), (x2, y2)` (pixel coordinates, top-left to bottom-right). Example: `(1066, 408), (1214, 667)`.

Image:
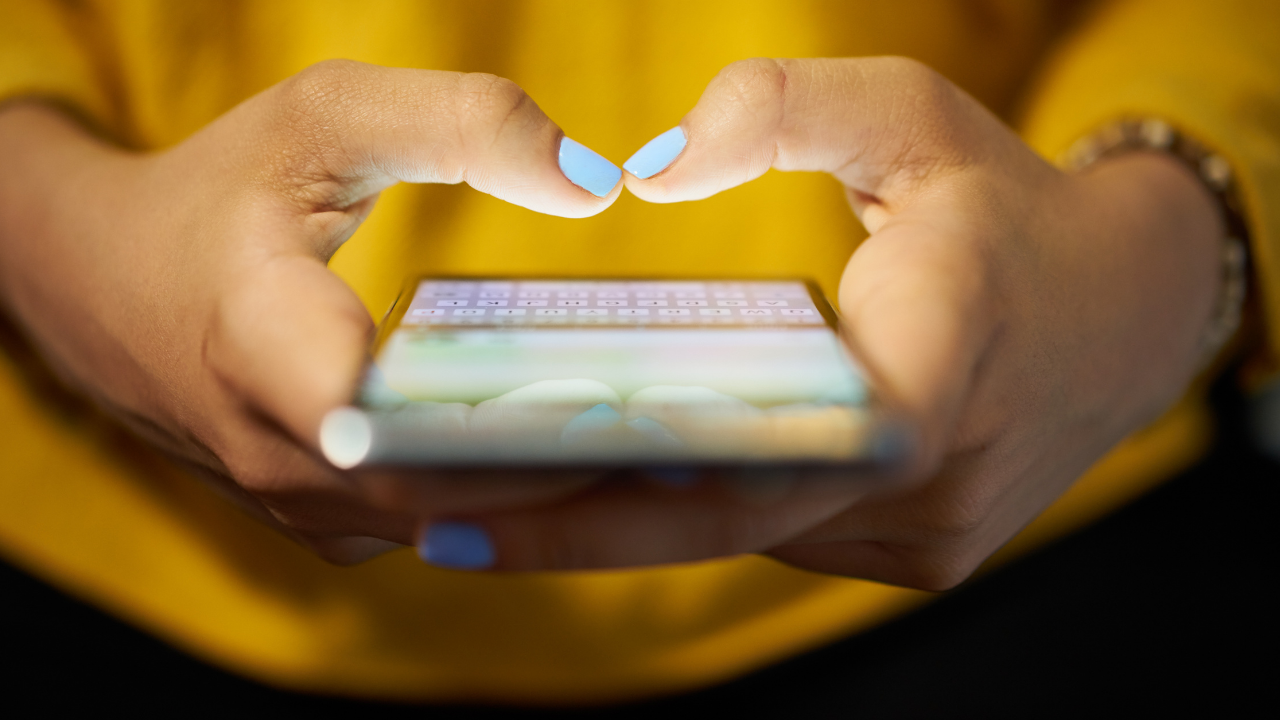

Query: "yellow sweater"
(1, 0), (1277, 705)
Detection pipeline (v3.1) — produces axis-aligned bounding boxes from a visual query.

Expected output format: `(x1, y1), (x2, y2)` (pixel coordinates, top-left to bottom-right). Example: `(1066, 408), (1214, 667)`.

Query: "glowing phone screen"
(322, 279), (886, 468)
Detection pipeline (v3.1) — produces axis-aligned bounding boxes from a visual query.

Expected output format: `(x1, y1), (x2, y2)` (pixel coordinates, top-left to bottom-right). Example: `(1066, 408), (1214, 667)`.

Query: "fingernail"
(418, 521), (495, 570)
(561, 403), (623, 445)
(319, 407), (373, 470)
(623, 126), (687, 179)
(626, 416), (684, 448)
(558, 137), (622, 197)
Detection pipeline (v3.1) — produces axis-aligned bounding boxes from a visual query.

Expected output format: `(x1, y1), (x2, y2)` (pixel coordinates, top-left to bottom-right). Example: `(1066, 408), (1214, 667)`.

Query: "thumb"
(207, 252), (370, 445)
(838, 208), (997, 476)
(622, 56), (992, 216)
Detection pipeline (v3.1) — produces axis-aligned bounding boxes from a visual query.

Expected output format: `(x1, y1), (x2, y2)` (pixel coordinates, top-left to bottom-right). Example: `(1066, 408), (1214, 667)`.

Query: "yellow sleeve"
(1018, 0), (1280, 374)
(0, 0), (115, 130)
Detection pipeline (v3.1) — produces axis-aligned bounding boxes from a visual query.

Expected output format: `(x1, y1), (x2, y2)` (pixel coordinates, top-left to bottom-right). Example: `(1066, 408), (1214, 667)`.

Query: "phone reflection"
(321, 376), (893, 469)
(326, 281), (906, 469)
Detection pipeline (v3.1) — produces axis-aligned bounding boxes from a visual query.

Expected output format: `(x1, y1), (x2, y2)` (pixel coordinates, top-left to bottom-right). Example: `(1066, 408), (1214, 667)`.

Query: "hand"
(0, 60), (624, 563)
(453, 58), (1225, 588)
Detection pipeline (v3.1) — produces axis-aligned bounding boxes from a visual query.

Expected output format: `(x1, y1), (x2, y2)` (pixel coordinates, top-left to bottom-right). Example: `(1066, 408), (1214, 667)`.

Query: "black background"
(2, 383), (1275, 718)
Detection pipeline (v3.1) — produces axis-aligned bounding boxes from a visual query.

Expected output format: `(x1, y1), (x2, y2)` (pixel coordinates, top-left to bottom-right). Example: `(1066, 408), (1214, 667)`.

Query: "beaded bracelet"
(1060, 118), (1250, 369)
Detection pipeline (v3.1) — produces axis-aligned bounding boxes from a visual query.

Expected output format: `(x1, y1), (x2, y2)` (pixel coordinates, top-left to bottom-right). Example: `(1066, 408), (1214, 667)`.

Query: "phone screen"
(321, 278), (895, 469)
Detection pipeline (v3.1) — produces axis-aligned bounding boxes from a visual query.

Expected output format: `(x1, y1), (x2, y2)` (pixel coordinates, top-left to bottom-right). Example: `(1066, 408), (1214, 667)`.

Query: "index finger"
(233, 60), (624, 223)
(622, 56), (997, 217)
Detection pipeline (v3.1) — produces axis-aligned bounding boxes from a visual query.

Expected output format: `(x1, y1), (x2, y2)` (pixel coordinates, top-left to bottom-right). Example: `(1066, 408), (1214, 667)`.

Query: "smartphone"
(319, 277), (906, 469)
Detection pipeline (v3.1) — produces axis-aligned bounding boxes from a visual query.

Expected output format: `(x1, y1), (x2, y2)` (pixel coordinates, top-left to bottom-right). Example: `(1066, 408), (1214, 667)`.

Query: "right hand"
(0, 60), (621, 563)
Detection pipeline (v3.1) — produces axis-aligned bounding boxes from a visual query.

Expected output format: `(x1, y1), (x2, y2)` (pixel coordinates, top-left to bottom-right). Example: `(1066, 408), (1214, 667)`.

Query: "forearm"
(0, 103), (138, 338)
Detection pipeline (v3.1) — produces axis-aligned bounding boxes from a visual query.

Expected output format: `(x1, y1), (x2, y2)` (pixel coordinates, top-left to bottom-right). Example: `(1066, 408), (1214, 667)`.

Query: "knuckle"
(711, 58), (787, 116)
(223, 456), (287, 495)
(217, 441), (316, 498)
(266, 60), (377, 200)
(876, 56), (954, 112)
(279, 59), (367, 114)
(922, 494), (989, 545)
(873, 57), (971, 172)
(225, 461), (331, 534)
(883, 493), (992, 591)
(897, 548), (980, 591)
(454, 72), (532, 138)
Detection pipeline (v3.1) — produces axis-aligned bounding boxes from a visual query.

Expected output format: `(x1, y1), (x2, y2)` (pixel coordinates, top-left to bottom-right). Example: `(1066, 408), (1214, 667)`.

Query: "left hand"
(417, 58), (1225, 589)
(0, 64), (622, 565)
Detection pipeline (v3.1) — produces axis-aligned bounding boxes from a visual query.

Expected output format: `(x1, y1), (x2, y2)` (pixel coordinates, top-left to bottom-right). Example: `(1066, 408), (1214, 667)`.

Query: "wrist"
(0, 102), (159, 400)
(1060, 151), (1226, 409)
(0, 103), (138, 322)
(1064, 119), (1249, 369)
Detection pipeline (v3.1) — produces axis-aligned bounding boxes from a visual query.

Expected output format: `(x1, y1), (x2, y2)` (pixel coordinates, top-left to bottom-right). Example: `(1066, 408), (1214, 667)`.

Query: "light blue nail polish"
(623, 127), (687, 179)
(626, 416), (684, 448)
(418, 521), (495, 570)
(559, 137), (622, 197)
(560, 403), (623, 445)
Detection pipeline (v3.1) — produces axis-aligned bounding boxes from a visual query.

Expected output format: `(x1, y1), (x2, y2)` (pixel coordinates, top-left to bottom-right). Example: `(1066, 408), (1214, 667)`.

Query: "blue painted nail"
(626, 416), (684, 448)
(561, 403), (622, 445)
(418, 521), (495, 570)
(623, 126), (687, 179)
(558, 137), (622, 197)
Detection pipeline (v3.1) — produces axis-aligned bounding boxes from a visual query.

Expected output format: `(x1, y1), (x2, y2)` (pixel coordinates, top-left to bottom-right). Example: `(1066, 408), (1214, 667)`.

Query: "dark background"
(2, 379), (1275, 718)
